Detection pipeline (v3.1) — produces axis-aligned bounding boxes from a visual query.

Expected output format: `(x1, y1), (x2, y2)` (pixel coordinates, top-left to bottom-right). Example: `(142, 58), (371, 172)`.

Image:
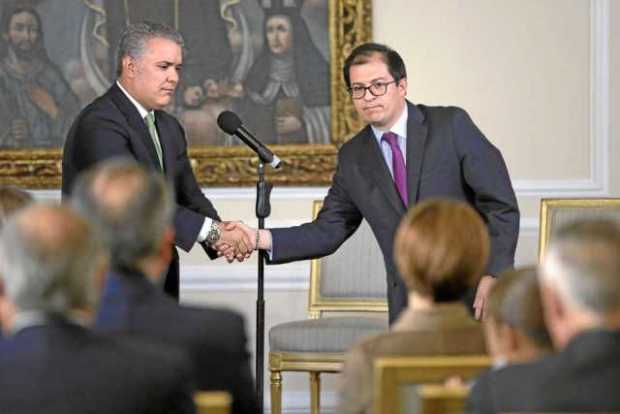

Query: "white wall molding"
(180, 261), (310, 292)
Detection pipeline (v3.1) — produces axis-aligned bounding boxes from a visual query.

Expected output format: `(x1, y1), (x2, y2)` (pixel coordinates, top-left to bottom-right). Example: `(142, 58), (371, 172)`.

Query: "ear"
(158, 226), (175, 265)
(541, 283), (564, 323)
(122, 55), (136, 78)
(0, 279), (16, 336)
(397, 77), (408, 97)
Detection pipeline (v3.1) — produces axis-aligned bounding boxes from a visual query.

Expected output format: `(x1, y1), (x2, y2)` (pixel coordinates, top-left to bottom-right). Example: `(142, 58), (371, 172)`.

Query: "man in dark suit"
(71, 159), (258, 414)
(468, 219), (620, 413)
(244, 43), (519, 322)
(62, 21), (249, 300)
(0, 204), (195, 414)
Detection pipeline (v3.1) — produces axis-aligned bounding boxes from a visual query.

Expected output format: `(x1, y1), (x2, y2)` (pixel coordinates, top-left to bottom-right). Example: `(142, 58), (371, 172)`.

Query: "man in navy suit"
(468, 219), (620, 413)
(71, 159), (258, 414)
(0, 204), (195, 414)
(62, 21), (249, 300)
(243, 43), (519, 322)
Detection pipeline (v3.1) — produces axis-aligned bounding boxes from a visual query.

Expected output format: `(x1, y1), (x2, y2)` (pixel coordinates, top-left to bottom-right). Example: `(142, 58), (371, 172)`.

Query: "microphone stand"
(255, 161), (272, 413)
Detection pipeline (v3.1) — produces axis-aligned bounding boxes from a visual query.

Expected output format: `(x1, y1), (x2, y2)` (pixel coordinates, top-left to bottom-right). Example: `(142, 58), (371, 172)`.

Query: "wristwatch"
(206, 221), (222, 245)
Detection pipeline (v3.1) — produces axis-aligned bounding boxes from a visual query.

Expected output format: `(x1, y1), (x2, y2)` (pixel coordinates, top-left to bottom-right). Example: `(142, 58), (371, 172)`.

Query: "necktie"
(382, 132), (408, 206)
(145, 112), (163, 170)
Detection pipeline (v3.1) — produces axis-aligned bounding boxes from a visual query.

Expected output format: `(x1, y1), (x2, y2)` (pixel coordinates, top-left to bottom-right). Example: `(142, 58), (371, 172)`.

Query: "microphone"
(217, 111), (282, 169)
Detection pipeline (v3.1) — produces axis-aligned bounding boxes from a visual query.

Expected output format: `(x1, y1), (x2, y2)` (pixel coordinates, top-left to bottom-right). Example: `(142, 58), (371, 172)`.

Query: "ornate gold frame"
(538, 198), (620, 260)
(0, 0), (372, 189)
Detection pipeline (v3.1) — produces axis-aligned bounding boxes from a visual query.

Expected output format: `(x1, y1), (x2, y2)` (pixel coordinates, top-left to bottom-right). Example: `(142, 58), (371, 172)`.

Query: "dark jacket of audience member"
(468, 219), (620, 413)
(0, 205), (195, 414)
(71, 159), (258, 414)
(337, 199), (489, 414)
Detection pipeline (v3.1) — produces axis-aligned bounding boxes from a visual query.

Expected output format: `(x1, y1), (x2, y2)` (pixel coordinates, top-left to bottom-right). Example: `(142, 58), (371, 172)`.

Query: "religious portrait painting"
(0, 0), (371, 187)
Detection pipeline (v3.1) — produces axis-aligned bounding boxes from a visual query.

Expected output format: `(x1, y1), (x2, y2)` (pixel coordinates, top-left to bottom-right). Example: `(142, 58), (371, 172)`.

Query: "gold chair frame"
(193, 391), (231, 414)
(373, 355), (491, 414)
(539, 198), (620, 260)
(414, 384), (470, 414)
(269, 200), (388, 414)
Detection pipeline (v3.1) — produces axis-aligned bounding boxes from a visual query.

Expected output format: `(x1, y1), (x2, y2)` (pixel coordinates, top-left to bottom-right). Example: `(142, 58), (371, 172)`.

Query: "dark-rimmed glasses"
(348, 80), (398, 99)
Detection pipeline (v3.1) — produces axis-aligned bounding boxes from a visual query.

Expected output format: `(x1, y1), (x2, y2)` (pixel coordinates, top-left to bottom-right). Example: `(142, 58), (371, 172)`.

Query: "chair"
(414, 383), (470, 414)
(539, 198), (620, 259)
(373, 355), (491, 414)
(193, 391), (231, 414)
(269, 200), (389, 414)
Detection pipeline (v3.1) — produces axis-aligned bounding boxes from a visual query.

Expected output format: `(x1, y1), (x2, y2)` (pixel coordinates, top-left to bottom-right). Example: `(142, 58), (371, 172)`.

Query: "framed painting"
(0, 0), (371, 188)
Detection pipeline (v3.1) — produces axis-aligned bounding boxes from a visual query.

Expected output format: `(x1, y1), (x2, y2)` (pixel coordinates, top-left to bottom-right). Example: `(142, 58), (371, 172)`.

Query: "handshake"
(211, 221), (272, 262)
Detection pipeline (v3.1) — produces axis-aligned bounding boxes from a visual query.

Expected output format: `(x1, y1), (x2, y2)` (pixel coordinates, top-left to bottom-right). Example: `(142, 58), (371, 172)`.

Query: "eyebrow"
(156, 60), (182, 67)
(351, 77), (390, 86)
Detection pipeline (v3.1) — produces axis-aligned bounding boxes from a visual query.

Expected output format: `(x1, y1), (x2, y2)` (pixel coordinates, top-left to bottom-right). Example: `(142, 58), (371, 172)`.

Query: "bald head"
(0, 204), (104, 315)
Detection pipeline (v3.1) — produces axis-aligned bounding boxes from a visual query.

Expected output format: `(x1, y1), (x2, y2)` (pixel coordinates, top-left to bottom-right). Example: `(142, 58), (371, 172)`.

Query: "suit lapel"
(108, 84), (164, 171)
(405, 102), (428, 205)
(359, 126), (405, 216)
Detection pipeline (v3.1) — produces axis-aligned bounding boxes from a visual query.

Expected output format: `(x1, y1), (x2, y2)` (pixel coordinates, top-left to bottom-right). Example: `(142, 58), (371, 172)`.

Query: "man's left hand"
(473, 275), (495, 320)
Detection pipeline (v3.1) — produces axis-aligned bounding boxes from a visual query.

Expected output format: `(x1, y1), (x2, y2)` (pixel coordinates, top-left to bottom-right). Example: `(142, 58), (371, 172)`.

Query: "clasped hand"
(213, 221), (256, 263)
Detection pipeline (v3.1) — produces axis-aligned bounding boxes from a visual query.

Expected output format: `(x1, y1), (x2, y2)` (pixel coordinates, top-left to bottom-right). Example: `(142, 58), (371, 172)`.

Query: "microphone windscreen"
(216, 111), (242, 134)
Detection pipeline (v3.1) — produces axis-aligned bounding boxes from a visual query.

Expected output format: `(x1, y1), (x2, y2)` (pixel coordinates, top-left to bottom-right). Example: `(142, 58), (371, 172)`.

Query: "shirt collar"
(10, 310), (48, 336)
(116, 80), (152, 120)
(371, 103), (409, 141)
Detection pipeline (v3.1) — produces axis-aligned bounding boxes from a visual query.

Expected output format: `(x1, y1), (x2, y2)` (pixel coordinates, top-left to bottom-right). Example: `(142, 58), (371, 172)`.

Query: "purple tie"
(382, 132), (408, 206)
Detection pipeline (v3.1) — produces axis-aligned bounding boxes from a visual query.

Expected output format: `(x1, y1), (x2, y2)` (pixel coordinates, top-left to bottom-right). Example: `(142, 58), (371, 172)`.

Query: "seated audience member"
(336, 199), (489, 414)
(468, 266), (552, 412)
(0, 204), (195, 414)
(482, 266), (552, 367)
(0, 185), (33, 228)
(71, 158), (258, 414)
(0, 185), (33, 337)
(467, 219), (620, 413)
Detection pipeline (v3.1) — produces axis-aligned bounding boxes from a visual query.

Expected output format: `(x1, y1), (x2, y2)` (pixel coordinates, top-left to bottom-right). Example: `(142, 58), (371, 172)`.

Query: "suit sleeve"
(269, 149), (363, 263)
(452, 108), (520, 276)
(64, 110), (216, 253)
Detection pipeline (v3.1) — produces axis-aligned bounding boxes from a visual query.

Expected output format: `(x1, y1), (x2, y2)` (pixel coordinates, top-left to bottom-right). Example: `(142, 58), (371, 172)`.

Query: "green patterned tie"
(145, 112), (163, 170)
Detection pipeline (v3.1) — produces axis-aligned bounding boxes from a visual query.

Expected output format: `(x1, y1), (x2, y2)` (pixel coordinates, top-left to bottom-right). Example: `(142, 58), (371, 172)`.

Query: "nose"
(26, 28), (37, 42)
(363, 89), (376, 101)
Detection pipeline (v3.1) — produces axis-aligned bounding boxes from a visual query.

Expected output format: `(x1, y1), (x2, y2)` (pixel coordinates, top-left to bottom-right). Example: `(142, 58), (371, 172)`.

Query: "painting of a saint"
(236, 0), (330, 145)
(0, 3), (80, 148)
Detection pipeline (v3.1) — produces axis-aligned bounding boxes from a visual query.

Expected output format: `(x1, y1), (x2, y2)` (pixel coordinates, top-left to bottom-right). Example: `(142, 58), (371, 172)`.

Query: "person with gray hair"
(468, 219), (620, 414)
(0, 204), (196, 414)
(62, 20), (251, 301)
(71, 158), (258, 414)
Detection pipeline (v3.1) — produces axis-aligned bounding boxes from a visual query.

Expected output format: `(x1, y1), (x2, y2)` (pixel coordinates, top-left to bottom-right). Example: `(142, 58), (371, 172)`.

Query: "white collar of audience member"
(371, 103), (408, 141)
(117, 80), (152, 120)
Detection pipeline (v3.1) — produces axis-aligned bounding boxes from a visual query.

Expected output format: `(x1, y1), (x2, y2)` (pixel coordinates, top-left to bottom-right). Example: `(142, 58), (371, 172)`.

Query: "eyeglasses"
(348, 80), (398, 99)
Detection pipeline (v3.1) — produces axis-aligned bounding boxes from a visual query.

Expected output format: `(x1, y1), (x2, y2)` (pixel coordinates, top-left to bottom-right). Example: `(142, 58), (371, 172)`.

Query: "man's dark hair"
(343, 42), (407, 89)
